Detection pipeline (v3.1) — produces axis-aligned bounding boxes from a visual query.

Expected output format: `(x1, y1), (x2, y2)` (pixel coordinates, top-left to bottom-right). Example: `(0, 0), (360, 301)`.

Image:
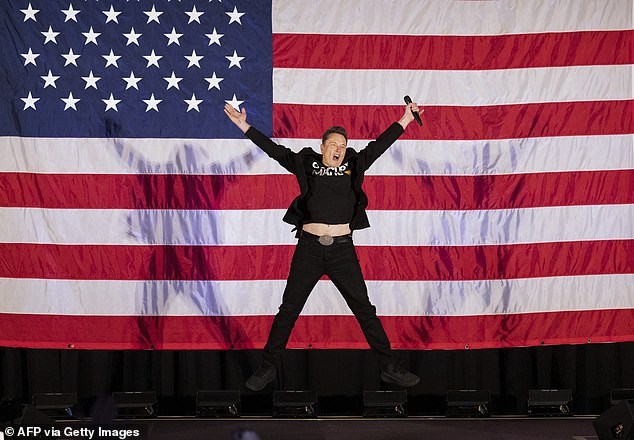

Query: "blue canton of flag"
(0, 0), (273, 138)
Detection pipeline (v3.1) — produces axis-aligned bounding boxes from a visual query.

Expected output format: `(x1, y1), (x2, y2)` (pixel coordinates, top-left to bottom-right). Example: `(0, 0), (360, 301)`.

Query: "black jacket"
(245, 122), (404, 235)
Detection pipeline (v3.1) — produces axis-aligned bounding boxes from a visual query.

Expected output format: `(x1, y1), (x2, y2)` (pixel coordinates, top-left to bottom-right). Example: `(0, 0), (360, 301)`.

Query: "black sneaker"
(380, 363), (420, 387)
(245, 361), (277, 391)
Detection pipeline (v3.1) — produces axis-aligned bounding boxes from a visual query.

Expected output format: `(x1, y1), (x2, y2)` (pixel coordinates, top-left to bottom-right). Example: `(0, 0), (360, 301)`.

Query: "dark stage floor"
(122, 416), (600, 440)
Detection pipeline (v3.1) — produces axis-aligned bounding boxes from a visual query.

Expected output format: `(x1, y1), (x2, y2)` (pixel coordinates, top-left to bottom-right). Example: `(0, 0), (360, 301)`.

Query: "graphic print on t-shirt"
(311, 161), (351, 176)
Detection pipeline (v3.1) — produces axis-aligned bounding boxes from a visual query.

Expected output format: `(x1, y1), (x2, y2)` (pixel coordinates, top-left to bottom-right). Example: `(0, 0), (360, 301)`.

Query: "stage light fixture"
(612, 389), (634, 406)
(363, 391), (407, 417)
(196, 390), (240, 417)
(446, 390), (490, 417)
(272, 391), (317, 418)
(32, 393), (77, 419)
(527, 389), (572, 416)
(112, 391), (157, 418)
(593, 399), (634, 440)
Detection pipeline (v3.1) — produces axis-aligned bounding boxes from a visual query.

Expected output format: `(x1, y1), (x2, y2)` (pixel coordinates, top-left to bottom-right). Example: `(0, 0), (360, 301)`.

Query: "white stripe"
(1, 205), (631, 246)
(272, 0), (633, 35)
(1, 274), (632, 316)
(274, 66), (633, 106)
(345, 135), (634, 176)
(2, 135), (632, 176)
(0, 136), (289, 176)
(361, 205), (634, 246)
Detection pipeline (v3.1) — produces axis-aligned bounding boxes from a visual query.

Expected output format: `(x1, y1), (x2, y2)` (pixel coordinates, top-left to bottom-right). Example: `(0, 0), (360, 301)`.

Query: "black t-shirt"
(303, 157), (356, 224)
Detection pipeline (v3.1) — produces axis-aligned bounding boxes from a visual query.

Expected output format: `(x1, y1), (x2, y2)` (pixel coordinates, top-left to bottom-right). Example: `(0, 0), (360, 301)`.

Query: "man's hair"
(321, 126), (347, 144)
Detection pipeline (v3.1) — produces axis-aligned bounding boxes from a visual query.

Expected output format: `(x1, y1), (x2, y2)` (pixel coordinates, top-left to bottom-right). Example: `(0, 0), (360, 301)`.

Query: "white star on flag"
(21, 48), (39, 66)
(206, 28), (224, 46)
(185, 50), (204, 68)
(20, 92), (39, 110)
(186, 6), (204, 24)
(143, 50), (162, 68)
(103, 50), (121, 68)
(42, 26), (60, 44)
(164, 72), (183, 90)
(82, 71), (101, 89)
(184, 93), (203, 112)
(143, 94), (162, 112)
(123, 72), (142, 90)
(226, 50), (244, 69)
(61, 92), (80, 111)
(62, 48), (80, 66)
(103, 5), (121, 24)
(102, 93), (121, 112)
(62, 4), (81, 23)
(82, 27), (101, 45)
(225, 93), (243, 110)
(41, 70), (60, 88)
(226, 6), (245, 25)
(123, 28), (142, 46)
(204, 72), (223, 90)
(144, 5), (163, 24)
(21, 3), (39, 22)
(164, 28), (183, 46)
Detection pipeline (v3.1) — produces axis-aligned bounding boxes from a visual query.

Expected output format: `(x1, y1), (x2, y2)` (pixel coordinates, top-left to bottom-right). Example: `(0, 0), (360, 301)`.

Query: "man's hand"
(224, 103), (251, 133)
(398, 101), (422, 129)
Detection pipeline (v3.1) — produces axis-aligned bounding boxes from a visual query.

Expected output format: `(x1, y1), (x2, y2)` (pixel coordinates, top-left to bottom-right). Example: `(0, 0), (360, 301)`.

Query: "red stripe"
(1, 240), (631, 280)
(272, 101), (633, 140)
(273, 30), (633, 70)
(365, 171), (634, 210)
(0, 173), (297, 210)
(2, 170), (632, 210)
(0, 309), (632, 350)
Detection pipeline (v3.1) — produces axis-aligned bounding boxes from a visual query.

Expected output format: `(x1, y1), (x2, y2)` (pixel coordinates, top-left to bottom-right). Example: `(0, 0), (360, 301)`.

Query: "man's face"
(320, 133), (347, 168)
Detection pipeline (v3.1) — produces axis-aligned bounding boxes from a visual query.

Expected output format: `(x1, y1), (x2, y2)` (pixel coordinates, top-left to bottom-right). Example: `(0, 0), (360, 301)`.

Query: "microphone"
(404, 95), (422, 126)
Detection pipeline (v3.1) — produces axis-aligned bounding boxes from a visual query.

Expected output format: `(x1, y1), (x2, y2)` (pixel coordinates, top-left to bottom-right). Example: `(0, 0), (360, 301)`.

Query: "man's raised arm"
(223, 103), (296, 173)
(360, 100), (423, 169)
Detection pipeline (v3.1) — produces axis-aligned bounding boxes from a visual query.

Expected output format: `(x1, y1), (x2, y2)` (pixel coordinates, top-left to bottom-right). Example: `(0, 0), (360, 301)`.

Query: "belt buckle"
(318, 235), (334, 246)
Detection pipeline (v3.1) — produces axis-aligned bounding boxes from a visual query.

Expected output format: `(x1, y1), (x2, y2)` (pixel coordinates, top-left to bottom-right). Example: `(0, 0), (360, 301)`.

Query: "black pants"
(262, 232), (394, 368)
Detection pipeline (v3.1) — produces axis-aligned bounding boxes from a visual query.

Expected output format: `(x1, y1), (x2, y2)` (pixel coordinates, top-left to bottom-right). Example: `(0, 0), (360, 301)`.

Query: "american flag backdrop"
(0, 0), (632, 350)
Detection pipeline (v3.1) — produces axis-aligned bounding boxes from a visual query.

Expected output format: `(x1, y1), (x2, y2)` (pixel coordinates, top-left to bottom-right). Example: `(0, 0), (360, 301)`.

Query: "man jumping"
(224, 101), (422, 391)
